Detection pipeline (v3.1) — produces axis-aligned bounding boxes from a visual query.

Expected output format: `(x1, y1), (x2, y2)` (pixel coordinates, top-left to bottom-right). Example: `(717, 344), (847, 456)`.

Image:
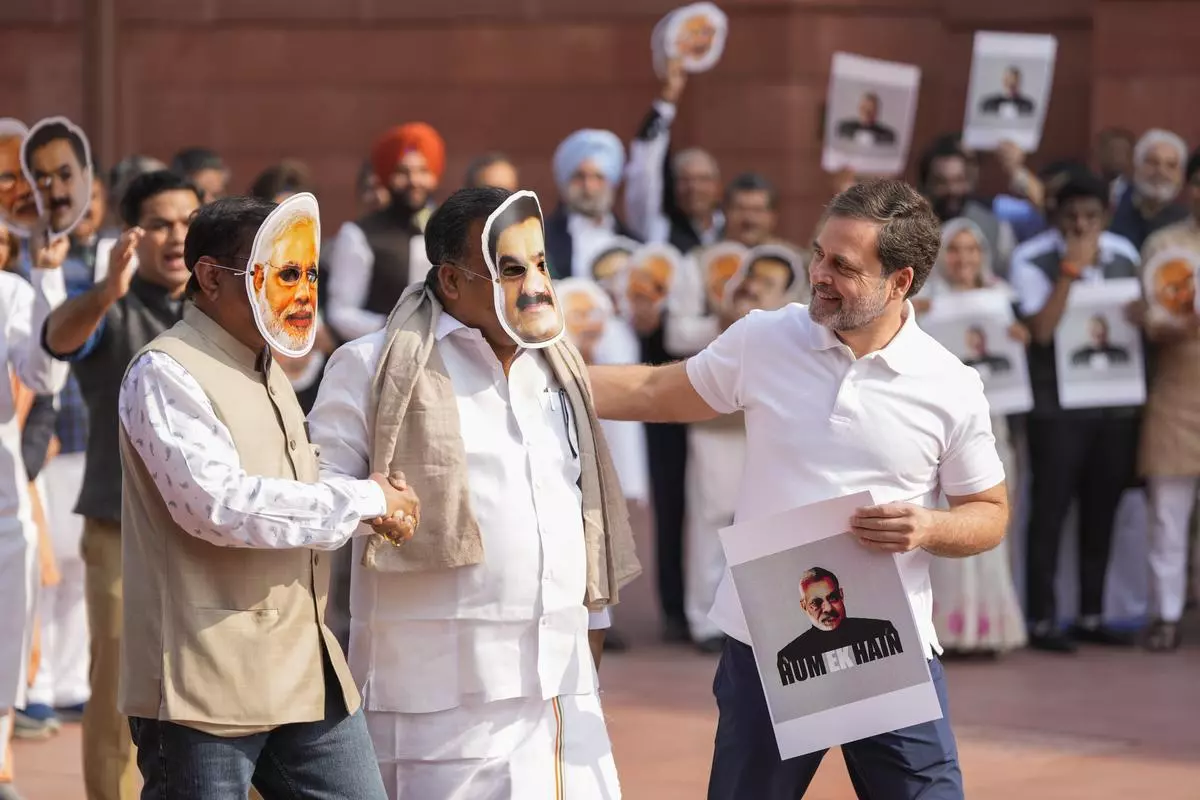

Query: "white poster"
(919, 288), (1033, 415)
(962, 32), (1058, 152)
(1054, 278), (1146, 410)
(822, 53), (921, 176)
(719, 493), (941, 760)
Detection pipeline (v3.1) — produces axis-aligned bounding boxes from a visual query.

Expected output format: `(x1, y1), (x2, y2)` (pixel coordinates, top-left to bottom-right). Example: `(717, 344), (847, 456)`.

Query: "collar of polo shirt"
(804, 300), (928, 375)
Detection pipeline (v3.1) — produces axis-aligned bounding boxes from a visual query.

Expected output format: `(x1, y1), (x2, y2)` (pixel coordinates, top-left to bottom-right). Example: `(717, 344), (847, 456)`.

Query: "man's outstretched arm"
(588, 361), (719, 424)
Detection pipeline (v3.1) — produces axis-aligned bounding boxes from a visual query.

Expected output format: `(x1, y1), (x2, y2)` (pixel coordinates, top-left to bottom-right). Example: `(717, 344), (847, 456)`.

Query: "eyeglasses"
(206, 256), (318, 285)
(804, 589), (843, 614)
(442, 259), (547, 283)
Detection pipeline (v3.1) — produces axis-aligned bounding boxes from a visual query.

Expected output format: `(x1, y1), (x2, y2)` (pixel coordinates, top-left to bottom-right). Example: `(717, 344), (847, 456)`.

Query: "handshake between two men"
(367, 472), (421, 545)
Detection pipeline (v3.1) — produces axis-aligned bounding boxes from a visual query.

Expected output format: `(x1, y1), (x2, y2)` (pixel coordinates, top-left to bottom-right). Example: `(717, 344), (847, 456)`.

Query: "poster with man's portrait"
(20, 115), (94, 239)
(482, 190), (564, 350)
(919, 288), (1033, 415)
(652, 2), (728, 78)
(557, 277), (613, 363)
(1054, 278), (1146, 409)
(585, 235), (639, 305)
(0, 118), (39, 238)
(822, 53), (921, 176)
(621, 242), (682, 315)
(720, 492), (940, 759)
(698, 241), (747, 312)
(247, 192), (321, 358)
(1141, 247), (1199, 321)
(962, 32), (1057, 152)
(723, 244), (804, 318)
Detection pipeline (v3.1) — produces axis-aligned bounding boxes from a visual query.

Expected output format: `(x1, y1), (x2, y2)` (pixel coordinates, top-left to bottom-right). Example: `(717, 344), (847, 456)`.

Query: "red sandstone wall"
(0, 0), (1190, 240)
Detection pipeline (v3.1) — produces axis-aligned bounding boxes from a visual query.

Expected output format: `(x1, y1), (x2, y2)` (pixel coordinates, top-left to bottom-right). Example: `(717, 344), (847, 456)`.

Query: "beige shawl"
(360, 283), (641, 610)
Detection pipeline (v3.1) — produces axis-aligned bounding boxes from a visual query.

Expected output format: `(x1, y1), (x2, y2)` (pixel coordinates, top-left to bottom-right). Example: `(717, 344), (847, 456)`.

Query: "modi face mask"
(246, 192), (321, 357)
(481, 190), (564, 349)
(0, 118), (39, 238)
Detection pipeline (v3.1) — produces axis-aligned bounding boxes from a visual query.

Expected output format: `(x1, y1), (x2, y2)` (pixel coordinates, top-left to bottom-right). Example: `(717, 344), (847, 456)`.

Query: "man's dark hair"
(24, 121), (89, 170)
(109, 154), (165, 211)
(1052, 170), (1110, 212)
(800, 567), (839, 591)
(485, 193), (542, 267)
(917, 137), (967, 189)
(119, 170), (200, 228)
(826, 179), (941, 298)
(183, 196), (275, 297)
(249, 160), (312, 202)
(423, 187), (513, 292)
(1098, 127), (1135, 147)
(170, 147), (226, 177)
(464, 152), (515, 189)
(723, 172), (778, 210)
(748, 254), (797, 290)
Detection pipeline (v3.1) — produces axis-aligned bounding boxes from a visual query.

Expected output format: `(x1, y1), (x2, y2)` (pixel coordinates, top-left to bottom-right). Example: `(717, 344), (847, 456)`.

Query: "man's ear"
(892, 266), (915, 300)
(252, 262), (266, 293)
(192, 258), (221, 299)
(437, 264), (461, 301)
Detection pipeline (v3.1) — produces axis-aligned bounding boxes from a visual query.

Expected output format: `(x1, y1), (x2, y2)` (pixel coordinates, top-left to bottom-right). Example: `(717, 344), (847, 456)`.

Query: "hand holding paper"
(849, 502), (934, 553)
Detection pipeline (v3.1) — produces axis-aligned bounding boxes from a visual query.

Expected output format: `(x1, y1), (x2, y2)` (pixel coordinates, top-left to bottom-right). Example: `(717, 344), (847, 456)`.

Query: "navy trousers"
(708, 639), (963, 800)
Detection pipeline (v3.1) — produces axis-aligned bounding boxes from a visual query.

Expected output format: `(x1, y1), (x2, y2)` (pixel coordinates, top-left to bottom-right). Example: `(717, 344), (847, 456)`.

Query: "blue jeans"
(129, 662), (385, 800)
(708, 638), (963, 800)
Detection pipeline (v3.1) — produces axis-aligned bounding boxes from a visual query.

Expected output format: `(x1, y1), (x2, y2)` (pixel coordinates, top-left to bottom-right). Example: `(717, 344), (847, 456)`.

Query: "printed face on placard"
(0, 119), (38, 237)
(626, 247), (676, 307)
(482, 190), (563, 348)
(247, 193), (321, 357)
(661, 3), (728, 74)
(675, 12), (717, 60)
(705, 249), (745, 307)
(21, 116), (93, 238)
(1153, 257), (1195, 316)
(559, 280), (611, 362)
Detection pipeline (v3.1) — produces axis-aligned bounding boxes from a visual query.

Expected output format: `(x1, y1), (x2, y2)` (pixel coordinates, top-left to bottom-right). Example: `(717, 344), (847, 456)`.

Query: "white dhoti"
(26, 452), (90, 708)
(685, 418), (746, 641)
(367, 692), (621, 800)
(0, 515), (37, 776)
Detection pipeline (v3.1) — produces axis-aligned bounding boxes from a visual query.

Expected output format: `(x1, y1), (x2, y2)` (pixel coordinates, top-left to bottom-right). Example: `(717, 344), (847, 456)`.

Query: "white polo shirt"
(686, 302), (1006, 657)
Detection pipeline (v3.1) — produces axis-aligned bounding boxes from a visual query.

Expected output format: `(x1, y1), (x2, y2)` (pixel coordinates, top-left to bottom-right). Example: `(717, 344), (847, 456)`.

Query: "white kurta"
(309, 312), (620, 800)
(0, 268), (69, 724)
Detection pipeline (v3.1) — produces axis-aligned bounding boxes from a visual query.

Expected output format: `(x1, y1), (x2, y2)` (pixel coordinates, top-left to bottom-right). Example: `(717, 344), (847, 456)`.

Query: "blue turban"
(553, 129), (626, 193)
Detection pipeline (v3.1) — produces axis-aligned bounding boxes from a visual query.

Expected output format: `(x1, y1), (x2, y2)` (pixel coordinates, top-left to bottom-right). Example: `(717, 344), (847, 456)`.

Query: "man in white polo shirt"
(590, 179), (1008, 799)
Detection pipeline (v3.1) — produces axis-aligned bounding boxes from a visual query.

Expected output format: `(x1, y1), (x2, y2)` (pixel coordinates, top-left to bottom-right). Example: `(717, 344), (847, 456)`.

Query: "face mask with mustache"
(516, 291), (555, 311)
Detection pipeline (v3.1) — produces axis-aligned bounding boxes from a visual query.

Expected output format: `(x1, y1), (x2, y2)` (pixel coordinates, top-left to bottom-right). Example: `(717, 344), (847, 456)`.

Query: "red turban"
(370, 122), (446, 185)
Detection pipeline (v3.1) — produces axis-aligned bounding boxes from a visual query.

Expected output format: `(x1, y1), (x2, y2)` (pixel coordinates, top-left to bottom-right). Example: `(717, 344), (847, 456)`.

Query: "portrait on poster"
(0, 118), (39, 238)
(652, 2), (728, 78)
(962, 32), (1057, 152)
(482, 190), (565, 350)
(585, 235), (639, 300)
(247, 192), (321, 358)
(698, 241), (747, 312)
(1141, 247), (1199, 320)
(621, 242), (682, 315)
(919, 288), (1033, 415)
(719, 493), (940, 759)
(1054, 278), (1145, 409)
(723, 244), (804, 318)
(557, 277), (613, 361)
(822, 53), (921, 176)
(21, 115), (94, 239)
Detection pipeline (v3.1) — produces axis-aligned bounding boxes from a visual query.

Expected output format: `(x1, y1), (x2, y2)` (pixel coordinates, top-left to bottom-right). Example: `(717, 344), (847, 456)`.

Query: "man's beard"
(809, 279), (889, 332)
(390, 185), (427, 215)
(257, 288), (313, 353)
(567, 184), (614, 219)
(1135, 177), (1179, 206)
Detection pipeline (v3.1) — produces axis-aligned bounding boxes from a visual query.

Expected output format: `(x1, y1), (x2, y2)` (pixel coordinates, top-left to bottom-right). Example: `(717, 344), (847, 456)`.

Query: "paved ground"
(12, 509), (1200, 798)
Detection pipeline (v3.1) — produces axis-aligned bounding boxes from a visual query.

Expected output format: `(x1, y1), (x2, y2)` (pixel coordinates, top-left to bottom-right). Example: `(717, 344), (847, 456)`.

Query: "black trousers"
(645, 420), (689, 627)
(1024, 415), (1140, 623)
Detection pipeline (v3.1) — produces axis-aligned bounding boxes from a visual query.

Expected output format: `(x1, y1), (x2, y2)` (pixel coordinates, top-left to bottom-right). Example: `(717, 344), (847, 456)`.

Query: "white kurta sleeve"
(623, 101), (677, 245)
(664, 254), (720, 357)
(118, 351), (387, 550)
(326, 221), (387, 341)
(9, 269), (69, 395)
(306, 332), (382, 482)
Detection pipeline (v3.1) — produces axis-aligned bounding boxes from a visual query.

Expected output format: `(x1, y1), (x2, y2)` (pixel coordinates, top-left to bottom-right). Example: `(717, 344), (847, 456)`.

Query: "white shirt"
(308, 312), (603, 715)
(664, 251), (721, 357)
(623, 100), (723, 247)
(567, 213), (618, 280)
(0, 268), (69, 525)
(327, 222), (432, 341)
(686, 303), (1006, 657)
(1009, 228), (1141, 317)
(117, 350), (387, 549)
(593, 317), (649, 504)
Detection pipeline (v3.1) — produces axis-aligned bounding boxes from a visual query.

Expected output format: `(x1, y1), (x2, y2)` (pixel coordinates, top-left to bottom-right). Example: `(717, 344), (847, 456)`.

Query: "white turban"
(553, 129), (626, 193)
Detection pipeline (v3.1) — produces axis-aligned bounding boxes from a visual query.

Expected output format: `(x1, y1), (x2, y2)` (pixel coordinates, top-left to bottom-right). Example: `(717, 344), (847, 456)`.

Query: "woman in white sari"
(919, 218), (1028, 655)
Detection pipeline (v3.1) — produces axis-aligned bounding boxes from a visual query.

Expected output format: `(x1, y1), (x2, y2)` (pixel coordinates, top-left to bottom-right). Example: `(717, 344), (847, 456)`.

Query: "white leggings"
(1146, 476), (1197, 622)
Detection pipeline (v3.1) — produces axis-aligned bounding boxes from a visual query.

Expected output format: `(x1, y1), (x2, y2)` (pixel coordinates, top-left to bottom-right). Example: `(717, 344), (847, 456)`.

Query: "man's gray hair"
(672, 147), (719, 177)
(799, 567), (839, 593)
(1134, 129), (1187, 166)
